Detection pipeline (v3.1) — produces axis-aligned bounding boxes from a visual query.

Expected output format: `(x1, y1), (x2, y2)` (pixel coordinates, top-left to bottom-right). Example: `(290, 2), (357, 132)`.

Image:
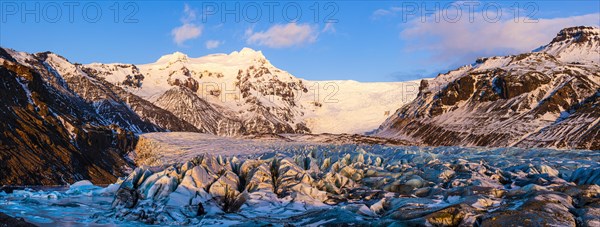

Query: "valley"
(0, 25), (598, 226)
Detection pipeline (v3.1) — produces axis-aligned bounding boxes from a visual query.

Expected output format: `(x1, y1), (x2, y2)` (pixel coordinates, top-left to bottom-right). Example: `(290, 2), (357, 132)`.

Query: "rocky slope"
(37, 52), (199, 133)
(84, 49), (311, 136)
(153, 87), (230, 134)
(0, 49), (138, 185)
(0, 212), (36, 227)
(376, 26), (600, 150)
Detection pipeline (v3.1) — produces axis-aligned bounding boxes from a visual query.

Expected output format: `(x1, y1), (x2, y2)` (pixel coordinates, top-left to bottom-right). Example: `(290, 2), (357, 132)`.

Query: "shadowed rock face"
(376, 27), (600, 150)
(35, 52), (200, 134)
(0, 212), (36, 227)
(0, 52), (140, 185)
(0, 47), (208, 185)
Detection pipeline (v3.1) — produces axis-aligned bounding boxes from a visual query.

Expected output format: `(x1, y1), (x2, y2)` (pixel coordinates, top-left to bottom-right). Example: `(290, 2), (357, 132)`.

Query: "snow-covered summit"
(155, 51), (189, 64)
(79, 47), (418, 135)
(152, 47), (268, 66)
(535, 26), (600, 63)
(550, 26), (599, 44)
(232, 47), (266, 58)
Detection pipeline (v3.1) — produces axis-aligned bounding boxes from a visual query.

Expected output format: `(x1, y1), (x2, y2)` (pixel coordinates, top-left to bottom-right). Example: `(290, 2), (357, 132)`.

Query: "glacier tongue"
(102, 142), (600, 226)
(1, 142), (600, 226)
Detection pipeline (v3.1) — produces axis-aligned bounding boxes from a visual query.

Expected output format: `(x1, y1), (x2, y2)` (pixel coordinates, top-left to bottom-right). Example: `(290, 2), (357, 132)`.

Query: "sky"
(1, 1), (599, 82)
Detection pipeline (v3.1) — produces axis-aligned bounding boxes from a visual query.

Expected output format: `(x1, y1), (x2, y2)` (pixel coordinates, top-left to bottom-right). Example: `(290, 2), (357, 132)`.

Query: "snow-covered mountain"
(376, 26), (600, 150)
(537, 26), (600, 63)
(84, 47), (420, 135)
(37, 52), (194, 133)
(1, 46), (418, 138)
(0, 45), (418, 185)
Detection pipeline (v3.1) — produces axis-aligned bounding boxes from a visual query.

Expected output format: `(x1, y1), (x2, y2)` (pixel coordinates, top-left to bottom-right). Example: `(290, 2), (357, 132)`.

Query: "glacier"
(1, 136), (599, 226)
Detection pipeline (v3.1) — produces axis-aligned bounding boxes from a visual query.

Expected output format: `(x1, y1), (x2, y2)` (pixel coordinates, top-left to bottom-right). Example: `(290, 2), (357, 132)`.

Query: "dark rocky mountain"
(0, 50), (135, 185)
(37, 52), (200, 133)
(0, 48), (203, 185)
(518, 91), (600, 149)
(0, 212), (36, 226)
(376, 26), (600, 150)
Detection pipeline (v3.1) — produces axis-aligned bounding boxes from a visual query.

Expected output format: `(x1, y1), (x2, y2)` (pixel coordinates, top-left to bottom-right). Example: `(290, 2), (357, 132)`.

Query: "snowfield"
(1, 133), (599, 226)
(130, 132), (409, 166)
(300, 80), (421, 134)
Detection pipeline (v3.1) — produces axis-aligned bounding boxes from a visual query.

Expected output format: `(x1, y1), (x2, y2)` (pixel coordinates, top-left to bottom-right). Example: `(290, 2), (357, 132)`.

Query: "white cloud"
(371, 7), (402, 19)
(246, 23), (318, 48)
(401, 12), (600, 63)
(171, 4), (202, 46)
(182, 4), (196, 23)
(373, 9), (393, 18)
(322, 22), (336, 33)
(172, 24), (203, 46)
(244, 26), (254, 37)
(205, 40), (223, 49)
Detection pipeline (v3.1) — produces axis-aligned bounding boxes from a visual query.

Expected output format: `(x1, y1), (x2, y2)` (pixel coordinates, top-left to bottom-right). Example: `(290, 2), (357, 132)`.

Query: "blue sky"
(1, 1), (599, 82)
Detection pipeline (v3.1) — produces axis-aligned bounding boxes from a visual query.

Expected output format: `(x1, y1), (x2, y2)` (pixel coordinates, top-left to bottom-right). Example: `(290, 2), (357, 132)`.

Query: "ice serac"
(1, 135), (599, 225)
(376, 26), (600, 150)
(102, 143), (600, 225)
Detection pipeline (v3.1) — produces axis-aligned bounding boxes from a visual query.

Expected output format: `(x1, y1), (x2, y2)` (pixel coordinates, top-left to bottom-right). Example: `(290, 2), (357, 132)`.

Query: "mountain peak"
(35, 51), (71, 63)
(231, 47), (265, 59)
(156, 51), (189, 63)
(550, 26), (599, 44)
(535, 26), (600, 63)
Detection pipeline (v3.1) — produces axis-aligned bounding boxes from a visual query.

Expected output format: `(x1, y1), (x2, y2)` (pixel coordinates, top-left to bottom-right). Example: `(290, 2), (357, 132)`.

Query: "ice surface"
(2, 137), (599, 226)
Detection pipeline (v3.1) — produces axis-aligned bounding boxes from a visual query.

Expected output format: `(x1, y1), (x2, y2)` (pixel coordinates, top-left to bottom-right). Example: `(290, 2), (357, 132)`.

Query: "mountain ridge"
(0, 52), (137, 185)
(376, 26), (600, 150)
(81, 47), (419, 135)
